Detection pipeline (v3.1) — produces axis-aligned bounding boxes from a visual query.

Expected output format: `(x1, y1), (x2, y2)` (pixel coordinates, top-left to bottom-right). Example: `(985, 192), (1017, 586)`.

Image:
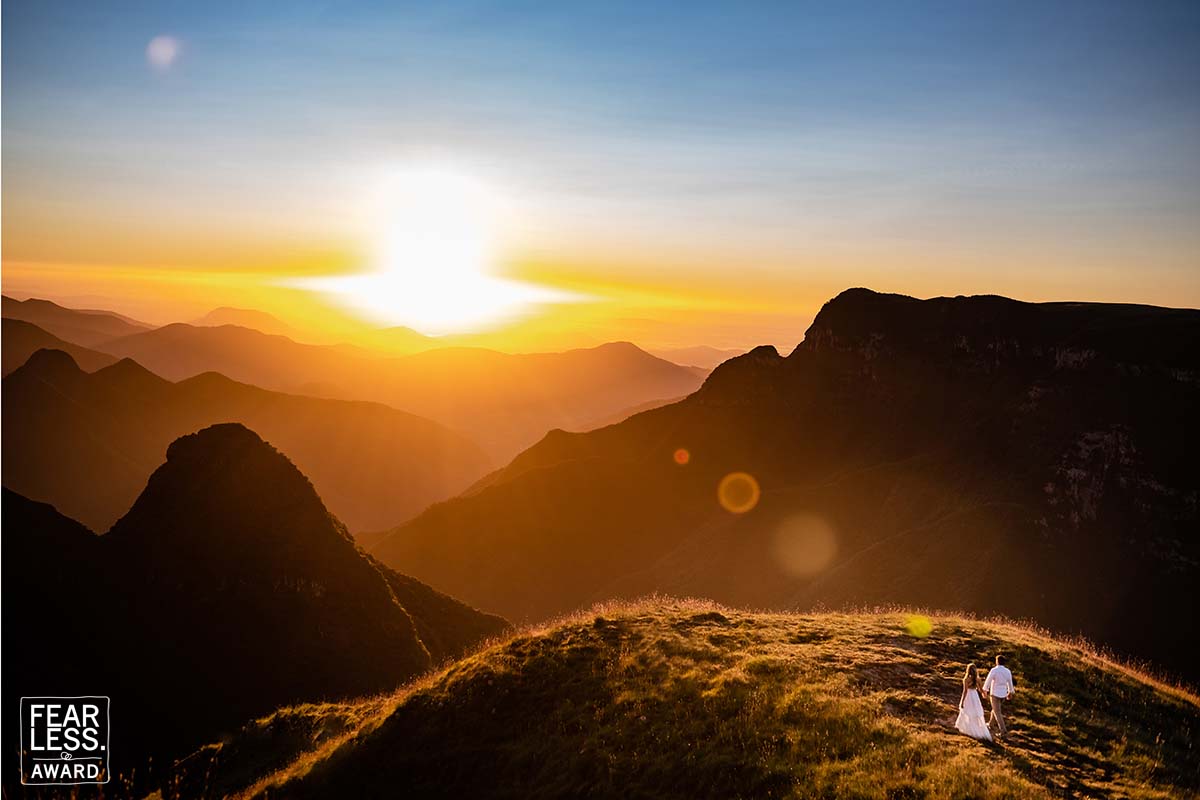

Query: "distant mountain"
(356, 324), (440, 354)
(2, 294), (150, 345)
(95, 321), (351, 386)
(191, 306), (303, 339)
(2, 424), (507, 781)
(1, 318), (117, 375)
(373, 289), (1200, 681)
(194, 307), (441, 353)
(650, 345), (745, 369)
(2, 349), (491, 532)
(95, 325), (706, 461)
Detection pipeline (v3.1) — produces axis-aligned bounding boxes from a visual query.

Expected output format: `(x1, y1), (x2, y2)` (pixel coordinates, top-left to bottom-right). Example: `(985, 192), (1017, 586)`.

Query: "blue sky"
(4, 0), (1199, 316)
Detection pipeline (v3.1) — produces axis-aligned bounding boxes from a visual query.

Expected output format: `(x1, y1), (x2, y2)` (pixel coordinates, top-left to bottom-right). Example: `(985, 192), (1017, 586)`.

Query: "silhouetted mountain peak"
(4, 296), (63, 313)
(2, 320), (119, 376)
(595, 340), (640, 353)
(104, 424), (437, 682)
(373, 288), (1199, 684)
(799, 288), (1026, 355)
(695, 343), (784, 403)
(175, 370), (240, 389)
(800, 288), (922, 349)
(91, 356), (169, 388)
(109, 423), (338, 556)
(2, 295), (151, 345)
(13, 348), (86, 381)
(3, 429), (506, 773)
(164, 421), (272, 464)
(795, 288), (1200, 371)
(193, 307), (293, 332)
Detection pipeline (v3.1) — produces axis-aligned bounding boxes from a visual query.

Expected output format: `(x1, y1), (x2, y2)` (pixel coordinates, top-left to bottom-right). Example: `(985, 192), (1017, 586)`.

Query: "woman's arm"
(959, 686), (967, 709)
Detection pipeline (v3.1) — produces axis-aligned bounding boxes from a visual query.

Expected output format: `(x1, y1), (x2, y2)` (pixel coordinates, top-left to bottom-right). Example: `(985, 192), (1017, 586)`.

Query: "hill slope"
(171, 600), (1200, 799)
(1, 294), (150, 345)
(2, 425), (507, 786)
(1, 317), (117, 375)
(373, 289), (1200, 681)
(2, 349), (490, 532)
(96, 324), (706, 461)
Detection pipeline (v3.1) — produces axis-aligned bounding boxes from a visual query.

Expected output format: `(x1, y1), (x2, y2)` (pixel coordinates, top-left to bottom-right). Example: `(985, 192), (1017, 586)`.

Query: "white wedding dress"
(955, 688), (992, 741)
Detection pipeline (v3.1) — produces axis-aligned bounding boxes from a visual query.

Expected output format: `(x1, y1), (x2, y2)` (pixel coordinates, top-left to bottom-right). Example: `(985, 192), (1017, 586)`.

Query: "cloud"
(146, 35), (181, 71)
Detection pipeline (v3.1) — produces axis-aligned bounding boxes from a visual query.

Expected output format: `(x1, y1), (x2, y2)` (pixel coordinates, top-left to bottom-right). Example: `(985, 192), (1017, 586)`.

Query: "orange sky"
(4, 3), (1199, 352)
(7, 242), (1198, 355)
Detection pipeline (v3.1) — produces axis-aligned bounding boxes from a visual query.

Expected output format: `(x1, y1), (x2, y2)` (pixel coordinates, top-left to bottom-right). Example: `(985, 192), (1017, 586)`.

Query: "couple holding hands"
(956, 654), (1015, 742)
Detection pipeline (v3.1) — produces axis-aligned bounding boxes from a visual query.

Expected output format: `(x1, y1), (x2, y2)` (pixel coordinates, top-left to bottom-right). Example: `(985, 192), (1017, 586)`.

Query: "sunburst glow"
(291, 164), (577, 336)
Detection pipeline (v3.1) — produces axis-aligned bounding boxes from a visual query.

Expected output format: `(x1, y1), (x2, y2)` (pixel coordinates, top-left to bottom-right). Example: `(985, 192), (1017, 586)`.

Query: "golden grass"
(170, 598), (1200, 799)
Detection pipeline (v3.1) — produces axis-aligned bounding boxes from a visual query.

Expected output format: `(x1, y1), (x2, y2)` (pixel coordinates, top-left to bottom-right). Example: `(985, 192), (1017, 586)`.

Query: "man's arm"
(1007, 669), (1015, 695)
(982, 669), (994, 694)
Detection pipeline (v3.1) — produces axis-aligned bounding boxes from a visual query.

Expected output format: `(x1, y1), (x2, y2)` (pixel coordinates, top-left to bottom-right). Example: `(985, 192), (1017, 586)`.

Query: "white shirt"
(983, 665), (1014, 698)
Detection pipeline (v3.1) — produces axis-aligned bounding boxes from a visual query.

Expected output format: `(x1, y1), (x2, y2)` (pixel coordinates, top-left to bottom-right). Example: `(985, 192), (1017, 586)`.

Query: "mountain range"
(190, 306), (306, 340)
(2, 317), (117, 375)
(372, 289), (1200, 680)
(2, 294), (150, 345)
(2, 423), (507, 784)
(2, 296), (714, 464)
(92, 324), (707, 460)
(3, 348), (490, 532)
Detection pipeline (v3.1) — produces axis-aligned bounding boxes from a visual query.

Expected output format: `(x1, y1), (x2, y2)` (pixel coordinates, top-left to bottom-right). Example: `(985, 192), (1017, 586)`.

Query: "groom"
(983, 654), (1015, 737)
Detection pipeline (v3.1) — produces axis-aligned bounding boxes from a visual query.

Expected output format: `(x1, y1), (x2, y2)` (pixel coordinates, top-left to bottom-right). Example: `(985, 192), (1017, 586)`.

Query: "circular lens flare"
(905, 614), (934, 638)
(771, 514), (837, 576)
(673, 448), (690, 465)
(718, 472), (760, 514)
(146, 35), (181, 70)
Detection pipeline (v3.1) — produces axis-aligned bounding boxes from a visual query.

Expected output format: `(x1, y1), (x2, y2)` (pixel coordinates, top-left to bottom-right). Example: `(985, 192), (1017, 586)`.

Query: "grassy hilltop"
(170, 600), (1199, 799)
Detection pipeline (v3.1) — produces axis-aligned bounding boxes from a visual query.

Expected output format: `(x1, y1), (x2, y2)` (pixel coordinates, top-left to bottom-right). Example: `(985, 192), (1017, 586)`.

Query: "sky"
(4, 0), (1199, 349)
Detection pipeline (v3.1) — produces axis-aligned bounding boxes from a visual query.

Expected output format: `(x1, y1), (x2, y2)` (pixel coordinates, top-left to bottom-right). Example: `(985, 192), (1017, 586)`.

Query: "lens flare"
(146, 36), (181, 70)
(905, 614), (934, 638)
(673, 448), (690, 465)
(718, 472), (760, 514)
(771, 513), (837, 576)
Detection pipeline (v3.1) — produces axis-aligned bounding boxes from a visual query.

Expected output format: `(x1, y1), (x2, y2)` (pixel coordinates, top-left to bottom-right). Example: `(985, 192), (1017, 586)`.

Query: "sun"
(291, 163), (574, 336)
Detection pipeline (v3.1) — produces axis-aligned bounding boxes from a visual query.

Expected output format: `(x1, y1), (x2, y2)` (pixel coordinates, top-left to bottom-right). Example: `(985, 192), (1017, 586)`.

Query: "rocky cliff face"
(376, 289), (1200, 681)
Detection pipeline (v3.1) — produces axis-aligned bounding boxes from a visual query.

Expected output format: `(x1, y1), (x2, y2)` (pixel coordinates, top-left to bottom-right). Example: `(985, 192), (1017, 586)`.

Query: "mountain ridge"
(94, 325), (707, 461)
(373, 288), (1200, 680)
(2, 294), (151, 345)
(2, 348), (491, 532)
(2, 423), (507, 785)
(1, 317), (118, 375)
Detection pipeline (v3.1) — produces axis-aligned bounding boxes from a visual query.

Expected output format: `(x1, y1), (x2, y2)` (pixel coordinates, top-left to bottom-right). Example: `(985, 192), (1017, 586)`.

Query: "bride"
(955, 663), (993, 741)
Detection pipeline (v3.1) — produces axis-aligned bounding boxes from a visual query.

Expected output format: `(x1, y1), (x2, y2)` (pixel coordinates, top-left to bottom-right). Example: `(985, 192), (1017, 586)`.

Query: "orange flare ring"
(717, 471), (761, 513)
